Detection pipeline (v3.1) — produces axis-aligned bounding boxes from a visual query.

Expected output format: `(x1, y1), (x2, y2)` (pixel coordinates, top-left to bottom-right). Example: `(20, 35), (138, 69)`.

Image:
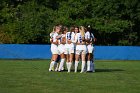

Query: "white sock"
(68, 62), (72, 72)
(49, 61), (55, 71)
(81, 61), (86, 73)
(55, 63), (59, 71)
(58, 59), (65, 71)
(75, 61), (79, 72)
(61, 66), (64, 70)
(87, 61), (90, 71)
(66, 62), (69, 71)
(53, 62), (57, 71)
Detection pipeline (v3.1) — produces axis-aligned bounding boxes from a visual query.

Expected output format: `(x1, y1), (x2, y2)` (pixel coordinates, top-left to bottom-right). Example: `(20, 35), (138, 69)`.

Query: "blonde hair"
(52, 26), (55, 33)
(79, 26), (85, 37)
(50, 26), (56, 38)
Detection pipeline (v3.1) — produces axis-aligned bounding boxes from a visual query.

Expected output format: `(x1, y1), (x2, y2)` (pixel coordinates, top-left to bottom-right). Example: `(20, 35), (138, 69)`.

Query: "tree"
(0, 0), (140, 45)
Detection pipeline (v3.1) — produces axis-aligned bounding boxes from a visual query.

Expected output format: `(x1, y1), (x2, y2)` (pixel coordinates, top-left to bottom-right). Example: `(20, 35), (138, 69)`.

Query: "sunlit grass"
(0, 60), (140, 93)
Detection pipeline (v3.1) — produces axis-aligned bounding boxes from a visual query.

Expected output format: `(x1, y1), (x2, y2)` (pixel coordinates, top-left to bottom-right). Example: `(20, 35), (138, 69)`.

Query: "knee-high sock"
(75, 61), (79, 72)
(68, 62), (72, 72)
(55, 63), (59, 71)
(81, 61), (86, 72)
(49, 61), (55, 71)
(87, 61), (90, 71)
(58, 59), (65, 71)
(66, 62), (69, 71)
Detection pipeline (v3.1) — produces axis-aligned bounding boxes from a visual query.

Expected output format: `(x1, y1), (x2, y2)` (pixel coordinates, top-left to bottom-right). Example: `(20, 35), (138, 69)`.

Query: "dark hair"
(74, 26), (79, 32)
(70, 26), (75, 32)
(61, 26), (68, 34)
(86, 25), (92, 39)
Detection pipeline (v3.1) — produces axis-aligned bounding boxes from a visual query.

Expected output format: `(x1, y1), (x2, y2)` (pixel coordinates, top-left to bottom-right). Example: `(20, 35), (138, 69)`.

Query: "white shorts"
(58, 44), (65, 54)
(76, 45), (87, 55)
(65, 43), (74, 54)
(87, 45), (94, 53)
(51, 44), (59, 54)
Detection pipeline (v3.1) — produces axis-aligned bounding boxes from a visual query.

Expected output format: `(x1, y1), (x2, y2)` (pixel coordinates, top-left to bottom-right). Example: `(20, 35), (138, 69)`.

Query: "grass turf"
(0, 60), (140, 93)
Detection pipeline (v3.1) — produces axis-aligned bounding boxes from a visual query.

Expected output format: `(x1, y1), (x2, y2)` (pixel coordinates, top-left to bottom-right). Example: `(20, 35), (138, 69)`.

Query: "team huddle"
(49, 25), (96, 73)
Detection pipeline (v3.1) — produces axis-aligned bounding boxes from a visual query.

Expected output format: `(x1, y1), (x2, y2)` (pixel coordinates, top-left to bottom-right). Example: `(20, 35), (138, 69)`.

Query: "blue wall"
(0, 44), (51, 59)
(0, 44), (140, 60)
(94, 46), (140, 60)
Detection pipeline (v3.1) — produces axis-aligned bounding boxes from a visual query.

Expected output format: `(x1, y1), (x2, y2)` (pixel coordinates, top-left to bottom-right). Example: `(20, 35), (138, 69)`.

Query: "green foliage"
(0, 0), (140, 45)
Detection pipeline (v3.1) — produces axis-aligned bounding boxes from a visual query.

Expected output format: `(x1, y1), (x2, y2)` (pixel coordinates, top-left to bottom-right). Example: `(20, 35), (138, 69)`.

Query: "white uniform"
(85, 31), (94, 53)
(74, 33), (87, 55)
(65, 32), (75, 54)
(85, 31), (95, 72)
(58, 34), (66, 54)
(50, 32), (59, 54)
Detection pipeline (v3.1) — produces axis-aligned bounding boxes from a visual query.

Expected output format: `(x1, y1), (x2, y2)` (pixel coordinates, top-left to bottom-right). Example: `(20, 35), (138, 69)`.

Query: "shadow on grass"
(95, 68), (124, 72)
(53, 68), (124, 73)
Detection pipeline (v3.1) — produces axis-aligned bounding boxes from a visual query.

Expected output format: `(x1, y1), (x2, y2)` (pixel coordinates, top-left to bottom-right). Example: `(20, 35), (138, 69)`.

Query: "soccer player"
(73, 26), (87, 73)
(65, 26), (75, 73)
(49, 25), (61, 71)
(85, 25), (96, 72)
(71, 26), (79, 70)
(57, 26), (68, 72)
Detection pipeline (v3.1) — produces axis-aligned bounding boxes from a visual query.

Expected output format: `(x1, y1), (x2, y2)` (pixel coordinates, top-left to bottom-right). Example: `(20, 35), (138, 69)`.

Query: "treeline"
(0, 0), (140, 45)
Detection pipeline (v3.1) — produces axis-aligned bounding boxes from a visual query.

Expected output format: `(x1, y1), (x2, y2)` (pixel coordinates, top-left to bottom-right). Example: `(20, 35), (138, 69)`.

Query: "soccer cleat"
(61, 67), (64, 71)
(74, 70), (77, 73)
(49, 69), (52, 72)
(80, 71), (84, 73)
(51, 66), (54, 71)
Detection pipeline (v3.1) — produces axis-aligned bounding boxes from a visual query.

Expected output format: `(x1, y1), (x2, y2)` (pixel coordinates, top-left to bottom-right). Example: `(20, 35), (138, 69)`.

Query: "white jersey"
(74, 33), (87, 55)
(85, 31), (94, 53)
(52, 32), (58, 42)
(58, 34), (66, 54)
(50, 32), (59, 54)
(50, 32), (54, 38)
(58, 34), (65, 44)
(65, 32), (75, 44)
(65, 32), (75, 54)
(74, 33), (84, 44)
(85, 31), (94, 42)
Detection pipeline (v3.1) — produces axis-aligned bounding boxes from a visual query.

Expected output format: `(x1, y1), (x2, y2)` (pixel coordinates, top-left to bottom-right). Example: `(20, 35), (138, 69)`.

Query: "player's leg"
(55, 54), (60, 71)
(80, 51), (86, 73)
(87, 53), (91, 72)
(80, 45), (87, 73)
(58, 53), (65, 71)
(49, 54), (58, 71)
(58, 45), (66, 72)
(67, 53), (74, 73)
(75, 50), (80, 73)
(67, 47), (74, 73)
(49, 45), (58, 71)
(66, 54), (70, 72)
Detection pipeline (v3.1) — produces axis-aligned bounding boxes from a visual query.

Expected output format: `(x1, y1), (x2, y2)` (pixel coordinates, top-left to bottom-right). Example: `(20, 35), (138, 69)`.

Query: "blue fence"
(94, 46), (140, 60)
(0, 44), (140, 60)
(0, 44), (51, 59)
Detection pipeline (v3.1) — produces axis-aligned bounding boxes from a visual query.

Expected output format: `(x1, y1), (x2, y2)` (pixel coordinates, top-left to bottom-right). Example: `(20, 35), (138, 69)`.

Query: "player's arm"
(71, 33), (78, 44)
(91, 36), (97, 44)
(61, 36), (66, 44)
(56, 34), (63, 39)
(52, 34), (59, 45)
(50, 38), (53, 43)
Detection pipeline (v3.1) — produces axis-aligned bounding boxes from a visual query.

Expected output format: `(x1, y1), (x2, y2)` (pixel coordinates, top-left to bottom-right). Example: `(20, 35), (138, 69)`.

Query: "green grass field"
(0, 60), (140, 93)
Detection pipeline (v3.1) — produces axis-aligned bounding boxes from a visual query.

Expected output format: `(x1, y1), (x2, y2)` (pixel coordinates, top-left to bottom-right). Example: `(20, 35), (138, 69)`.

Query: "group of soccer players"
(49, 24), (96, 73)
